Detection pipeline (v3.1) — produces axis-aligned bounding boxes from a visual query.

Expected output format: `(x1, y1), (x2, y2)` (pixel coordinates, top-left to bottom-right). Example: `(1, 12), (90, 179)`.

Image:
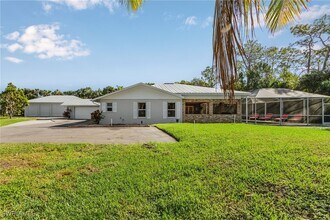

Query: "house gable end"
(96, 83), (182, 100)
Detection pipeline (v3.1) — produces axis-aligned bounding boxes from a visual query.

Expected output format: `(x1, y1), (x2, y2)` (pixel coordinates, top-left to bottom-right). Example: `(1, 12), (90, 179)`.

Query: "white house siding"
(99, 99), (182, 125)
(96, 84), (182, 125)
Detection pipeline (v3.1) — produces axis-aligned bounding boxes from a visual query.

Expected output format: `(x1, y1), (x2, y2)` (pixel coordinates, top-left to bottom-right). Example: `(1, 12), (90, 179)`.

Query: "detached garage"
(25, 95), (99, 119)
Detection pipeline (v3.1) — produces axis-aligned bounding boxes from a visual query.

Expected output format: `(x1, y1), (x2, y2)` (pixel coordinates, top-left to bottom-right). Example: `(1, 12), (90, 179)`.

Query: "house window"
(168, 102), (176, 117)
(107, 103), (113, 112)
(185, 102), (209, 114)
(138, 102), (146, 117)
(213, 103), (237, 114)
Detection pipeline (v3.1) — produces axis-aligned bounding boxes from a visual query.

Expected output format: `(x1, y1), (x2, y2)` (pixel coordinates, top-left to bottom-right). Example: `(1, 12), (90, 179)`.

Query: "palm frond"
(266, 0), (308, 33)
(120, 0), (144, 11)
(213, 0), (261, 98)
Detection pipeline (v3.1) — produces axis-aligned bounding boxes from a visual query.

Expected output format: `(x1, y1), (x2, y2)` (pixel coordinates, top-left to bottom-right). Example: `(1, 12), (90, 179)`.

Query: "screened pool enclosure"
(241, 88), (330, 126)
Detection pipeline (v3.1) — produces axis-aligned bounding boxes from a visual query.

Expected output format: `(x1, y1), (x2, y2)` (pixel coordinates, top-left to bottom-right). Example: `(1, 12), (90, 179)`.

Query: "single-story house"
(93, 83), (249, 125)
(25, 95), (99, 119)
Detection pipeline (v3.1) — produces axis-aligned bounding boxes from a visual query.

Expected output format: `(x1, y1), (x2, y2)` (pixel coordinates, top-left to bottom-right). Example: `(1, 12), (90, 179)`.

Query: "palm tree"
(213, 0), (308, 97)
(213, 0), (309, 97)
(128, 0), (309, 96)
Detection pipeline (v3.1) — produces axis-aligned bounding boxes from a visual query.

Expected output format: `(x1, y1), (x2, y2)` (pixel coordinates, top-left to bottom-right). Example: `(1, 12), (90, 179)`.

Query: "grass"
(0, 124), (329, 219)
(0, 117), (35, 127)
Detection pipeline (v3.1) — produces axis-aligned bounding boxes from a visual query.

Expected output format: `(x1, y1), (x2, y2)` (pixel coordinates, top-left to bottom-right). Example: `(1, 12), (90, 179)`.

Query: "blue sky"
(1, 0), (329, 91)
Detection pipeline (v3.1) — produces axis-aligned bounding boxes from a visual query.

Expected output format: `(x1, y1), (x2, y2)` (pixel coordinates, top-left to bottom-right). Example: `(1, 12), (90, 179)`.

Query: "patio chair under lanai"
(259, 113), (273, 120)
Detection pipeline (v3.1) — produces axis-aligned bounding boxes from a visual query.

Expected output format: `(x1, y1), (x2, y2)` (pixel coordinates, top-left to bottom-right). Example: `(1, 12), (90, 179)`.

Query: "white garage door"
(74, 107), (99, 119)
(40, 104), (51, 116)
(51, 104), (66, 117)
(25, 103), (66, 117)
(25, 104), (39, 116)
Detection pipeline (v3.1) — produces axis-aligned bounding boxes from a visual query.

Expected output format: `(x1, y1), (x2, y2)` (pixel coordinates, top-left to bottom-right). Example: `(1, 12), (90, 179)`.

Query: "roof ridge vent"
(164, 82), (174, 84)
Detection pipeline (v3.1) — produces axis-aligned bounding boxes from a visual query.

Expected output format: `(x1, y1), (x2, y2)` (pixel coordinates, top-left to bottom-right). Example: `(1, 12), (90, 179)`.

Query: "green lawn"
(0, 117), (35, 127)
(0, 124), (329, 219)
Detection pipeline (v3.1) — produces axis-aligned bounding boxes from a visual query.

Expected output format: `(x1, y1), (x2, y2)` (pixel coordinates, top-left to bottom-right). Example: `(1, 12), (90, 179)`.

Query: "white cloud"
(5, 31), (20, 40)
(201, 16), (213, 28)
(5, 57), (24, 64)
(163, 12), (183, 21)
(42, 2), (53, 12)
(185, 16), (197, 26)
(47, 0), (119, 12)
(7, 43), (23, 52)
(298, 5), (330, 23)
(4, 24), (90, 60)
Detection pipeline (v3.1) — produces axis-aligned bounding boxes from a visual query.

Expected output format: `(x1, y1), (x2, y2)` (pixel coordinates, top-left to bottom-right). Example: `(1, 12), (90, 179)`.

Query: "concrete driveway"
(0, 120), (176, 144)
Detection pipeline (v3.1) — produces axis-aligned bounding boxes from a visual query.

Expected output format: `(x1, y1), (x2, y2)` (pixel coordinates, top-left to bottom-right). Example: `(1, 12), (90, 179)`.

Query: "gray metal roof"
(29, 95), (100, 106)
(153, 83), (249, 95)
(29, 95), (82, 103)
(249, 88), (329, 99)
(61, 99), (100, 107)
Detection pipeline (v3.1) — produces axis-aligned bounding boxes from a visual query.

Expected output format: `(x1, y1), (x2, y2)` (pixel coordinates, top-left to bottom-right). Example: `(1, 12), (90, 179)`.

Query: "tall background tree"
(290, 15), (330, 74)
(179, 15), (329, 95)
(0, 83), (28, 118)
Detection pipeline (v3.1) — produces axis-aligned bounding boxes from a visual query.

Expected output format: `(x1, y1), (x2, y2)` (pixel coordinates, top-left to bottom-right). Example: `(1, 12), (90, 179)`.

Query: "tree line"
(21, 85), (124, 100)
(177, 15), (330, 95)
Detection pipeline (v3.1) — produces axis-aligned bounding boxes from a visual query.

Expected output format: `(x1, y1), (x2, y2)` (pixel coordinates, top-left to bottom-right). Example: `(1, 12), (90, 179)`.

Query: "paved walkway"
(0, 120), (176, 144)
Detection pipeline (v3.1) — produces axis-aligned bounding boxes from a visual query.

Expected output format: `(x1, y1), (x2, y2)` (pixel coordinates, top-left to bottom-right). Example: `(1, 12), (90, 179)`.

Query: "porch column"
(279, 98), (283, 126)
(303, 99), (306, 123)
(254, 99), (257, 124)
(209, 101), (214, 115)
(264, 102), (267, 115)
(251, 100), (253, 115)
(307, 98), (310, 125)
(245, 97), (248, 123)
(322, 98), (325, 125)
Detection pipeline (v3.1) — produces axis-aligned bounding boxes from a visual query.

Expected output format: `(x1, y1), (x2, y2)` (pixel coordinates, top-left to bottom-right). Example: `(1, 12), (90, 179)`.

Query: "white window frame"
(167, 102), (176, 118)
(138, 102), (146, 118)
(107, 103), (113, 112)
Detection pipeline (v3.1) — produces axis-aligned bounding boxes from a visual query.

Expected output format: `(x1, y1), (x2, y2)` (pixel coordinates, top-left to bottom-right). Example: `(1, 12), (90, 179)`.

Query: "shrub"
(91, 110), (104, 124)
(63, 108), (72, 119)
(0, 83), (28, 118)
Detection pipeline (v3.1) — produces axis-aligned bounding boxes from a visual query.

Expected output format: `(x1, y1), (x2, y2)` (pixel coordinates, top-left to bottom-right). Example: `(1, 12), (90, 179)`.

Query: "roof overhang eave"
(247, 96), (329, 99)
